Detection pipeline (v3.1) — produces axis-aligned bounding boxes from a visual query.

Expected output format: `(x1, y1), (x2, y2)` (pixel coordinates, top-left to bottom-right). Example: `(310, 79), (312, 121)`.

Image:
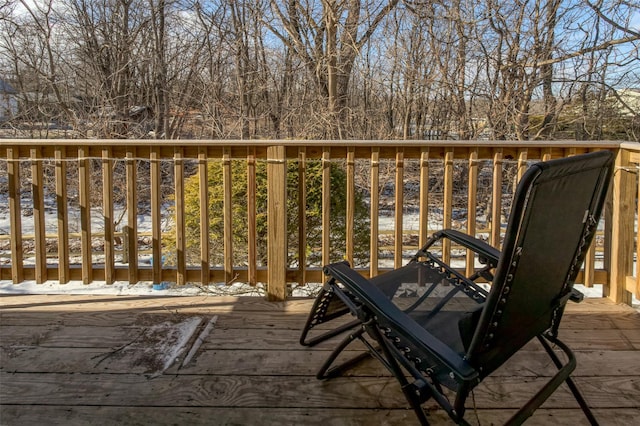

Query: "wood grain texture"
(0, 295), (638, 425)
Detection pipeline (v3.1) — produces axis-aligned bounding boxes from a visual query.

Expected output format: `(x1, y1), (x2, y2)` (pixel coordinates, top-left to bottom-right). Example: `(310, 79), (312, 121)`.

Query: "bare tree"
(0, 0), (637, 141)
(265, 0), (399, 138)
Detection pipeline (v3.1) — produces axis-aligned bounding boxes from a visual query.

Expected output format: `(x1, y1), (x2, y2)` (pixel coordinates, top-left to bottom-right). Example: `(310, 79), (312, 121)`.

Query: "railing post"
(608, 148), (634, 305)
(267, 145), (287, 301)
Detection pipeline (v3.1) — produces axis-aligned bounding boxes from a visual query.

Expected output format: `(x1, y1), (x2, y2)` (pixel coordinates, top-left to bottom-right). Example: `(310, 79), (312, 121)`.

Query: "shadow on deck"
(1, 295), (639, 425)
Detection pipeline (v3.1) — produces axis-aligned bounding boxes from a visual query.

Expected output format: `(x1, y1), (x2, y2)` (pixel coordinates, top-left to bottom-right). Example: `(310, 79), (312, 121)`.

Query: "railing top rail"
(0, 139), (625, 149)
(620, 142), (640, 152)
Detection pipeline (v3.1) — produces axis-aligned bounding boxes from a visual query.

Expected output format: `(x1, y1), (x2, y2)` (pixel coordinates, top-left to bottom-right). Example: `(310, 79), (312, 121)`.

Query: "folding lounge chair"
(300, 151), (613, 425)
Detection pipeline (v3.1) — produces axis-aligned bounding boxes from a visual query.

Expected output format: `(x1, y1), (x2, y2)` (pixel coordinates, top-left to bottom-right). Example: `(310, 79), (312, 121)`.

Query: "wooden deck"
(1, 294), (639, 425)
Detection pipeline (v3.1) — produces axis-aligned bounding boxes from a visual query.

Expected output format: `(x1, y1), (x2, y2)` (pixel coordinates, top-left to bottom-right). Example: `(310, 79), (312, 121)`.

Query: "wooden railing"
(0, 139), (636, 303)
(611, 142), (640, 305)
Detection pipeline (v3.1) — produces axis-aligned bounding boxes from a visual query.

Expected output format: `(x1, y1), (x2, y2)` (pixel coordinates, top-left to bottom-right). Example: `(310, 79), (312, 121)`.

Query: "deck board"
(1, 295), (639, 425)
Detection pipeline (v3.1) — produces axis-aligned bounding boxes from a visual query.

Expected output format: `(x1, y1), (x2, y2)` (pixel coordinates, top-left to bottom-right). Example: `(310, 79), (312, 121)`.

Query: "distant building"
(615, 88), (640, 116)
(0, 79), (18, 122)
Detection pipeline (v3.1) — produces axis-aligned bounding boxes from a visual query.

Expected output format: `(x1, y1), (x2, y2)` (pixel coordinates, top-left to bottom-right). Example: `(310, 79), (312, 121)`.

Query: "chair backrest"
(466, 151), (614, 376)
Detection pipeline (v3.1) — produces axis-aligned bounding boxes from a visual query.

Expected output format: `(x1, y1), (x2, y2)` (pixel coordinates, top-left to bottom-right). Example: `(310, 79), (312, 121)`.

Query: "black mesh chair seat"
(300, 151), (613, 425)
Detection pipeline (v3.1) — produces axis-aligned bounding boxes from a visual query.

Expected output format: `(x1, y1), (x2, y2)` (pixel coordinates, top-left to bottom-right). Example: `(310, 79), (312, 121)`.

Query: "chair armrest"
(324, 261), (479, 383)
(427, 229), (500, 266)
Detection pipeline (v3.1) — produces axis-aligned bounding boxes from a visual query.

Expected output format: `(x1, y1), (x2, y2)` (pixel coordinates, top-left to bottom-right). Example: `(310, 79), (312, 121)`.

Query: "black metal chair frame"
(300, 151), (613, 425)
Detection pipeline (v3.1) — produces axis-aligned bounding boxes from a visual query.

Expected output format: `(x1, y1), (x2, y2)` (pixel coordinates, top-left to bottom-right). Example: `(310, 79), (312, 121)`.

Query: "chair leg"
(401, 384), (432, 426)
(365, 325), (432, 426)
(505, 335), (598, 426)
(300, 318), (361, 347)
(538, 335), (599, 426)
(365, 323), (475, 426)
(316, 326), (369, 379)
(300, 287), (355, 347)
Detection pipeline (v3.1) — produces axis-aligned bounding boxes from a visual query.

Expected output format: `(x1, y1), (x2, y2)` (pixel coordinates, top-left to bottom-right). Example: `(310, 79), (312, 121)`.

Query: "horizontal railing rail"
(0, 139), (634, 303)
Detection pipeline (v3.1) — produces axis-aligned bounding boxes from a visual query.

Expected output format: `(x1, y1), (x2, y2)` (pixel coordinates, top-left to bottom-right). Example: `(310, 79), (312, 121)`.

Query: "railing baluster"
(78, 146), (92, 284)
(491, 149), (503, 249)
(636, 164), (640, 299)
(199, 147), (210, 285)
(150, 147), (162, 284)
(394, 148), (404, 269)
(466, 149), (478, 277)
(222, 147), (233, 284)
(55, 146), (69, 284)
(370, 148), (380, 277)
(247, 147), (257, 286)
(346, 147), (355, 265)
(102, 147), (114, 284)
(583, 149), (596, 288)
(322, 148), (331, 267)
(30, 147), (46, 283)
(584, 237), (596, 288)
(629, 161), (640, 300)
(174, 147), (186, 286)
(125, 148), (138, 283)
(7, 147), (23, 283)
(443, 148), (454, 265)
(419, 147), (429, 250)
(517, 148), (528, 184)
(297, 147), (307, 285)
